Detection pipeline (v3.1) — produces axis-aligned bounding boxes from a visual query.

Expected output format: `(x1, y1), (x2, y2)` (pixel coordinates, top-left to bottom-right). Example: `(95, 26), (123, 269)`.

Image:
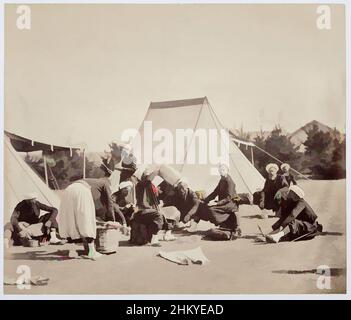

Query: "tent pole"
(251, 146), (254, 165)
(83, 149), (86, 179)
(43, 154), (49, 186)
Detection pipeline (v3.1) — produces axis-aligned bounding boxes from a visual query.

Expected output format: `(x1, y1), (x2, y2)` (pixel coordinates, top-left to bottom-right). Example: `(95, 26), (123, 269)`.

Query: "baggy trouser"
(282, 219), (322, 242)
(207, 202), (240, 231)
(11, 212), (58, 245)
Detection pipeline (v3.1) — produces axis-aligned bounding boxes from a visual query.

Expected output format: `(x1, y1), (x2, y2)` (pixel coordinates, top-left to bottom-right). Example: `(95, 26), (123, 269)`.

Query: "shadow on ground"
(8, 249), (87, 261)
(272, 268), (345, 276)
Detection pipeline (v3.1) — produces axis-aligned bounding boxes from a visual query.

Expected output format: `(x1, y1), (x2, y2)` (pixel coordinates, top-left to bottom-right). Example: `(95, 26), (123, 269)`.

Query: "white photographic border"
(0, 0), (349, 300)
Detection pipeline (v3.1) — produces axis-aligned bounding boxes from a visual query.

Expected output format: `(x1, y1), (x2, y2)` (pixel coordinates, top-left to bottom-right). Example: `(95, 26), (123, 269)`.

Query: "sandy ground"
(3, 180), (346, 295)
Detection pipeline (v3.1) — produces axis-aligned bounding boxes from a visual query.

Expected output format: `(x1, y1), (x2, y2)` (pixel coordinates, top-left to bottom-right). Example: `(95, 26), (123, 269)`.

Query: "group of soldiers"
(7, 146), (323, 260)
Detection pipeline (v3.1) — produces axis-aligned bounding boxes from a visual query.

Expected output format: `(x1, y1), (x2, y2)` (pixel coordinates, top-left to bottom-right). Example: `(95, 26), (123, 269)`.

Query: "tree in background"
(329, 138), (346, 179)
(252, 126), (302, 177)
(25, 149), (101, 189)
(235, 123), (345, 180)
(252, 130), (270, 176)
(25, 142), (128, 189)
(304, 124), (346, 179)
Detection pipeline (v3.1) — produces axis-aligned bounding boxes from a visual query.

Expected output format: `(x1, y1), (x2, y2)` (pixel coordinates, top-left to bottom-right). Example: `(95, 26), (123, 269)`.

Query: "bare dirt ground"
(3, 180), (346, 295)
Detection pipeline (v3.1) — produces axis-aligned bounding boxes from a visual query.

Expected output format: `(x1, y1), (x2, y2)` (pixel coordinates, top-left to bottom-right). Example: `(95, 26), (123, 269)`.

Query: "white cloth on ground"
(58, 181), (96, 240)
(157, 247), (209, 265)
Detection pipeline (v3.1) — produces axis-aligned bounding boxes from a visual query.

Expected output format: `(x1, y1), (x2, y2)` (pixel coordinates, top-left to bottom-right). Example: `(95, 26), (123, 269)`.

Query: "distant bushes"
(303, 125), (346, 179)
(25, 123), (345, 188)
(25, 149), (106, 190)
(237, 124), (346, 180)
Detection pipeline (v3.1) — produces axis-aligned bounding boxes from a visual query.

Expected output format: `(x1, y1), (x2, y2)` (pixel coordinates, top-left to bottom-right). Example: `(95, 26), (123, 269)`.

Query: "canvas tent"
(3, 131), (81, 222)
(137, 97), (265, 195)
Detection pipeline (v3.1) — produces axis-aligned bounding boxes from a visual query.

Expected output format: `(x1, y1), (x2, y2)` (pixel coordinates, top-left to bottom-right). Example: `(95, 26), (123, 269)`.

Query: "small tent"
(137, 97), (265, 195)
(3, 131), (81, 222)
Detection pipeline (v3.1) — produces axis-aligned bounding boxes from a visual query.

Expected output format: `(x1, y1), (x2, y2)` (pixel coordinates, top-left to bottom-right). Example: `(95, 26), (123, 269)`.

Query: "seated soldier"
(202, 163), (242, 236)
(10, 193), (61, 245)
(280, 163), (297, 186)
(258, 163), (289, 218)
(265, 185), (323, 243)
(179, 164), (242, 236)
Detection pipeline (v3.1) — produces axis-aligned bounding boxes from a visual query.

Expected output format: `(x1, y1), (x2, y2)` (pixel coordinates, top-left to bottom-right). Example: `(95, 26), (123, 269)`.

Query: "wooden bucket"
(95, 227), (120, 254)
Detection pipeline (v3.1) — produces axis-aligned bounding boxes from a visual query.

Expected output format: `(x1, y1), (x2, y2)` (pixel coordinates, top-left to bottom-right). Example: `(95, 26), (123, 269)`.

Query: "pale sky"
(4, 4), (346, 151)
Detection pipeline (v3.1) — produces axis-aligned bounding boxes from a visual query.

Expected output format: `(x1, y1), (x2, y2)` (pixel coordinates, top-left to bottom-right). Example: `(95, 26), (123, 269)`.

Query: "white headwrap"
(218, 162), (229, 171)
(289, 185), (305, 199)
(266, 163), (279, 173)
(175, 177), (189, 188)
(23, 193), (37, 200)
(119, 181), (133, 190)
(281, 163), (290, 170)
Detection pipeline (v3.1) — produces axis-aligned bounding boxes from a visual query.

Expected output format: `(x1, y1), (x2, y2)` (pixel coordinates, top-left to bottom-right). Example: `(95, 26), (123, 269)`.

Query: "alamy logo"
(120, 121), (230, 171)
(316, 5), (331, 30)
(316, 265), (331, 290)
(16, 5), (31, 30)
(16, 265), (31, 290)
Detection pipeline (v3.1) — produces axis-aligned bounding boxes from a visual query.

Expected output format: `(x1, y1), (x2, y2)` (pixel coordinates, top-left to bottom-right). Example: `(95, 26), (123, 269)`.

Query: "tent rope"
(253, 145), (310, 180)
(205, 102), (310, 181)
(206, 99), (254, 195)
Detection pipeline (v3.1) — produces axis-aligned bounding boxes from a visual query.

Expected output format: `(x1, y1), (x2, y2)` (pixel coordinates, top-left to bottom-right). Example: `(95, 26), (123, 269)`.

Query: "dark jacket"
(112, 189), (132, 225)
(260, 175), (289, 210)
(11, 200), (58, 232)
(174, 189), (202, 222)
(204, 174), (237, 206)
(84, 178), (115, 221)
(282, 173), (297, 186)
(273, 198), (318, 230)
(135, 180), (158, 210)
(120, 154), (137, 182)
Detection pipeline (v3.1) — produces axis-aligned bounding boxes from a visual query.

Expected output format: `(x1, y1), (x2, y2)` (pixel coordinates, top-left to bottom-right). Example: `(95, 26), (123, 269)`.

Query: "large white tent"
(137, 97), (265, 195)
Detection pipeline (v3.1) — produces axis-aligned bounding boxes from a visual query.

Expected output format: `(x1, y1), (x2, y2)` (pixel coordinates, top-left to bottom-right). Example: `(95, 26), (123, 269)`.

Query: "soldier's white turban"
(23, 193), (37, 200)
(265, 163), (279, 173)
(289, 185), (305, 199)
(119, 181), (133, 190)
(281, 163), (290, 170)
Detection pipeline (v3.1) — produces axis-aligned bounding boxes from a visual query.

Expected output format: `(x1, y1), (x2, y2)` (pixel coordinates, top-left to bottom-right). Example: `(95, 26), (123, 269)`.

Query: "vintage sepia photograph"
(2, 2), (347, 296)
